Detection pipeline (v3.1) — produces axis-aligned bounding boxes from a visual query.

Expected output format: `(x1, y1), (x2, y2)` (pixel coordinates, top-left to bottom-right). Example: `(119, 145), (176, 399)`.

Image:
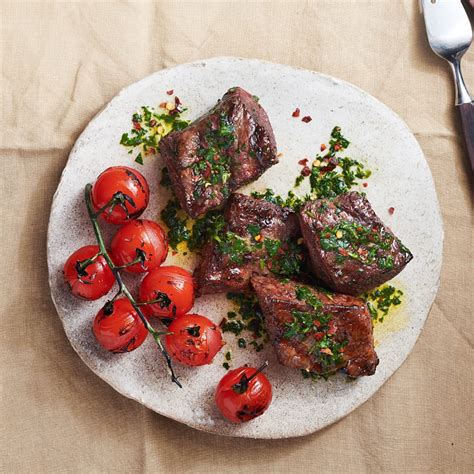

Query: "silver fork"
(422, 0), (474, 174)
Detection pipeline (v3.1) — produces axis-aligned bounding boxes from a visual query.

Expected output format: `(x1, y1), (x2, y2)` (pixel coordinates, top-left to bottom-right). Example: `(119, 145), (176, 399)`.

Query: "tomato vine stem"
(84, 183), (182, 388)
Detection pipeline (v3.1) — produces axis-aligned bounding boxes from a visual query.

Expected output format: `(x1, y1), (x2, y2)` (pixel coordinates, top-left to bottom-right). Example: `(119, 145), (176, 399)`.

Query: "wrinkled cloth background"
(1, 1), (473, 472)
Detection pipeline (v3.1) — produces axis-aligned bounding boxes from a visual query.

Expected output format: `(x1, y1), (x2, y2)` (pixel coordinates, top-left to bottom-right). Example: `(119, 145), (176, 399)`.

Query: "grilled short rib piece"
(251, 276), (378, 377)
(160, 87), (278, 218)
(298, 192), (413, 296)
(194, 193), (300, 296)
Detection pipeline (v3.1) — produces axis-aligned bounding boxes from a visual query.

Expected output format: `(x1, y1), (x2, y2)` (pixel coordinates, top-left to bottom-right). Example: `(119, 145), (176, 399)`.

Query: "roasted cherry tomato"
(138, 266), (194, 319)
(215, 362), (272, 423)
(91, 166), (149, 225)
(110, 219), (168, 273)
(64, 245), (115, 300)
(93, 298), (148, 353)
(165, 314), (223, 366)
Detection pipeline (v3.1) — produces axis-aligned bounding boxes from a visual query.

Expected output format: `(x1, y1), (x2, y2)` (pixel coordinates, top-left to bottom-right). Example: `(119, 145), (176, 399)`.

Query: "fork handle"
(459, 102), (474, 174)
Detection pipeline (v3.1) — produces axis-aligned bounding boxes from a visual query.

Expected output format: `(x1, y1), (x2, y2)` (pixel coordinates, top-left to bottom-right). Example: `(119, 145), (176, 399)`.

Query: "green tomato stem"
(84, 184), (181, 388)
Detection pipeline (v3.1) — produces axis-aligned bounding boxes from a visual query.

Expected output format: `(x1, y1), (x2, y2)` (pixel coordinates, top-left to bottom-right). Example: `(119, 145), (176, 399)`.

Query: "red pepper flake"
(166, 89), (174, 95)
(298, 158), (308, 166)
(149, 119), (157, 127)
(357, 248), (368, 257)
(292, 108), (300, 118)
(159, 102), (167, 109)
(334, 143), (341, 151)
(133, 121), (141, 131)
(301, 166), (311, 177)
(338, 248), (349, 257)
(148, 147), (156, 154)
(388, 207), (395, 215)
(172, 251), (178, 256)
(362, 182), (368, 188)
(320, 163), (336, 174)
(320, 144), (327, 152)
(169, 96), (182, 116)
(313, 320), (321, 328)
(301, 116), (312, 123)
(314, 332), (324, 341)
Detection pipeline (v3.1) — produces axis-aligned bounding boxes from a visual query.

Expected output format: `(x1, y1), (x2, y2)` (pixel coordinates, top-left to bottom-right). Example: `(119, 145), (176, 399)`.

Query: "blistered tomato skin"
(64, 245), (115, 300)
(215, 366), (273, 423)
(91, 166), (149, 225)
(111, 220), (168, 273)
(138, 266), (194, 319)
(165, 314), (223, 366)
(93, 298), (148, 353)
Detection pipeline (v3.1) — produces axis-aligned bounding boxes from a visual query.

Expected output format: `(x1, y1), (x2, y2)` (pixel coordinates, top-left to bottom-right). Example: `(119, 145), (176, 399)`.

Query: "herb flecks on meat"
(252, 276), (378, 378)
(160, 88), (278, 218)
(320, 220), (395, 270)
(192, 114), (235, 199)
(251, 189), (305, 212)
(283, 285), (348, 372)
(298, 192), (413, 295)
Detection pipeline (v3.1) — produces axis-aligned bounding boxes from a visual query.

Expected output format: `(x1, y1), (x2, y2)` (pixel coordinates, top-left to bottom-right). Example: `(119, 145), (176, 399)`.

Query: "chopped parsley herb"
(246, 224), (261, 238)
(306, 127), (371, 198)
(223, 362), (230, 370)
(263, 239), (281, 257)
(223, 293), (268, 351)
(159, 199), (227, 252)
(295, 175), (305, 187)
(269, 240), (304, 277)
(319, 220), (395, 269)
(220, 318), (246, 336)
(284, 285), (347, 374)
(301, 369), (329, 382)
(160, 199), (190, 249)
(255, 127), (371, 211)
(378, 255), (394, 271)
(249, 340), (265, 352)
(191, 114), (235, 196)
(120, 102), (190, 164)
(160, 167), (172, 188)
(187, 211), (225, 251)
(218, 232), (251, 264)
(134, 152), (143, 165)
(225, 351), (232, 361)
(365, 285), (403, 323)
(251, 189), (305, 212)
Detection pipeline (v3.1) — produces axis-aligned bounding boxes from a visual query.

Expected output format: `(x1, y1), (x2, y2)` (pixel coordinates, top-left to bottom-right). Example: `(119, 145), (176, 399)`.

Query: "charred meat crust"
(298, 192), (413, 296)
(251, 276), (379, 377)
(194, 193), (299, 296)
(160, 87), (278, 218)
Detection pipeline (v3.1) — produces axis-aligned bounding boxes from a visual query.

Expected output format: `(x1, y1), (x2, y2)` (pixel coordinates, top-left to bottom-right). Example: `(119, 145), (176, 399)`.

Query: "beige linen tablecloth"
(1, 1), (473, 472)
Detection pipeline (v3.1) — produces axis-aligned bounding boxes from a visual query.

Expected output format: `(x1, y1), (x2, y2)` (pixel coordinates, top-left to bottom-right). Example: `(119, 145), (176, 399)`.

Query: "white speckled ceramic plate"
(47, 57), (443, 439)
